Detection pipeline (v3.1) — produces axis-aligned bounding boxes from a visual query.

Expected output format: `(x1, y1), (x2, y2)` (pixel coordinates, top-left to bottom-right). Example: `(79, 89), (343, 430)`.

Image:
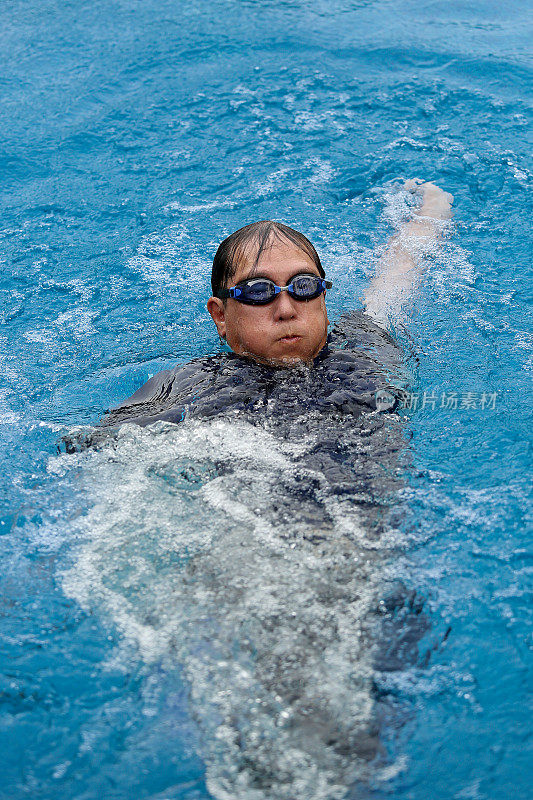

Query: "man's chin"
(269, 355), (309, 368)
(249, 346), (313, 368)
(233, 337), (326, 368)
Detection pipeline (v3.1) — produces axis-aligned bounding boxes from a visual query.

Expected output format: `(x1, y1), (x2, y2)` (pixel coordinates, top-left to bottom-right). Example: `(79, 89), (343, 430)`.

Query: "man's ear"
(207, 297), (227, 339)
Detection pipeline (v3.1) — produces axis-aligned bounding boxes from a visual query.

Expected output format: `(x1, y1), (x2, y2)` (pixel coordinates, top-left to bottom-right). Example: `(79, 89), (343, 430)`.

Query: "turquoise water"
(1, 1), (531, 798)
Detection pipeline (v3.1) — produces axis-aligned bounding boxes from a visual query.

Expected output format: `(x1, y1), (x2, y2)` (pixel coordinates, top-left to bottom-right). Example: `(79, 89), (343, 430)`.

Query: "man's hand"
(404, 178), (454, 220)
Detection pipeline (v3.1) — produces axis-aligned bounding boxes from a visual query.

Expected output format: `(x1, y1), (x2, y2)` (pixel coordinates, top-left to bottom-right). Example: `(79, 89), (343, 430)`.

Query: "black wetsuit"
(73, 310), (407, 530)
(99, 311), (403, 433)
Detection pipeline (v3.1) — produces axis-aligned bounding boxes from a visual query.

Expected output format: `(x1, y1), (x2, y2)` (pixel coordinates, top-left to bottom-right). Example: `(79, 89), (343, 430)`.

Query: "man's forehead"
(233, 243), (318, 282)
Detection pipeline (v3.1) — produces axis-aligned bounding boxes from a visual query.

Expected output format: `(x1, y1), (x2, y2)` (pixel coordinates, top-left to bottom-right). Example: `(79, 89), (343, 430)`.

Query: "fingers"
(403, 178), (426, 192)
(401, 179), (454, 221)
(403, 180), (454, 205)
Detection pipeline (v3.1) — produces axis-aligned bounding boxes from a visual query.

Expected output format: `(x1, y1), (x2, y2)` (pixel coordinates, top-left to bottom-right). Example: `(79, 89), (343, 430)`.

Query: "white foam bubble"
(57, 416), (407, 799)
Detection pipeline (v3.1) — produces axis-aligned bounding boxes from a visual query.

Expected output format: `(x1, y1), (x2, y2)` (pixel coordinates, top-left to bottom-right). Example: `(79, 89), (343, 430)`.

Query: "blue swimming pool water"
(1, 1), (531, 798)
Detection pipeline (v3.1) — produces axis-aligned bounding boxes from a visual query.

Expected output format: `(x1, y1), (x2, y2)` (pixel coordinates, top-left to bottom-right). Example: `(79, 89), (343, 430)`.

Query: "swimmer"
(62, 179), (452, 446)
(63, 181), (454, 793)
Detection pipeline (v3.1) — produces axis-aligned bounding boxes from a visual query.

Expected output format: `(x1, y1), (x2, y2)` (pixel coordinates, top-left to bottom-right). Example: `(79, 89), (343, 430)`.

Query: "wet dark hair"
(211, 220), (324, 298)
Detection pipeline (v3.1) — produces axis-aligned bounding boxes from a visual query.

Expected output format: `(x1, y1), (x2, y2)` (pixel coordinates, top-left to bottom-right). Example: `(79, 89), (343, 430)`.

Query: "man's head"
(207, 221), (330, 367)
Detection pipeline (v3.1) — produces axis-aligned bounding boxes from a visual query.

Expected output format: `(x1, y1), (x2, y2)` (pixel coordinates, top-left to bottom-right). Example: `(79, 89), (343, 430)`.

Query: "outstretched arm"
(363, 180), (454, 327)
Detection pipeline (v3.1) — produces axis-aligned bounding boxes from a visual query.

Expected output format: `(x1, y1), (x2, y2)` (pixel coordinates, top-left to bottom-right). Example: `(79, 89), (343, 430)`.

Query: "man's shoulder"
(331, 309), (397, 346)
(100, 352), (259, 429)
(114, 354), (226, 410)
(329, 309), (402, 367)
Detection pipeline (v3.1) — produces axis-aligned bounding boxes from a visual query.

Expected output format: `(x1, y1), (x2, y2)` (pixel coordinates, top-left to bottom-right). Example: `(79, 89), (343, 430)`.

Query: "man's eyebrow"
(237, 270), (319, 284)
(238, 272), (271, 282)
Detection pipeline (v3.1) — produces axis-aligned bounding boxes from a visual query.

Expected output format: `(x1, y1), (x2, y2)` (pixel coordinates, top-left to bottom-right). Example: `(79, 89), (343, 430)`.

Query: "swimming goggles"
(216, 273), (332, 305)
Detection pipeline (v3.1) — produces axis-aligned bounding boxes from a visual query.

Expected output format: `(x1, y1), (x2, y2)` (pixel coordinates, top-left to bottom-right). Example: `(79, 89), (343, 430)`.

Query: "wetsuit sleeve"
(330, 310), (404, 370)
(98, 358), (220, 429)
(97, 367), (182, 430)
(111, 369), (174, 410)
(59, 363), (207, 453)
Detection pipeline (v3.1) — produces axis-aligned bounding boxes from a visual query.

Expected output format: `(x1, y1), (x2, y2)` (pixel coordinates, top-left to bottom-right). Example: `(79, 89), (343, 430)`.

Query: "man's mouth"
(278, 335), (301, 344)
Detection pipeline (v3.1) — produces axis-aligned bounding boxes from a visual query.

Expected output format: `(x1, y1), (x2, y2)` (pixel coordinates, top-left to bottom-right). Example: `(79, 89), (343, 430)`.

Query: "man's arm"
(363, 179), (454, 327)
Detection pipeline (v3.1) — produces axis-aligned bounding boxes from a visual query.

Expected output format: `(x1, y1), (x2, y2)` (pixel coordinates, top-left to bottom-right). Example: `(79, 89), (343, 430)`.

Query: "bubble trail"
(58, 406), (413, 800)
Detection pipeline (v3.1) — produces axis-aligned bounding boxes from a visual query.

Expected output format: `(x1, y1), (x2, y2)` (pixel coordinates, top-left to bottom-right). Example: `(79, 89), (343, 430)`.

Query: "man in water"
(75, 180), (454, 797)
(97, 179), (452, 431)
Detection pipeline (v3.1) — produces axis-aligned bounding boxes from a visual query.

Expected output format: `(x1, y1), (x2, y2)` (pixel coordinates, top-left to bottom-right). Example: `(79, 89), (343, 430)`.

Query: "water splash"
(57, 414), (409, 799)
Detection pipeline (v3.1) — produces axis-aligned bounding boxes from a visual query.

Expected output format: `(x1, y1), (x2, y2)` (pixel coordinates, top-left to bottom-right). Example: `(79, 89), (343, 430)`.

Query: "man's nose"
(272, 289), (298, 320)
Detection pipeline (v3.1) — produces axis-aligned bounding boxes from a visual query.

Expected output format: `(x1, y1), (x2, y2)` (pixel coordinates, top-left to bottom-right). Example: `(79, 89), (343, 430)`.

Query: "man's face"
(207, 241), (329, 367)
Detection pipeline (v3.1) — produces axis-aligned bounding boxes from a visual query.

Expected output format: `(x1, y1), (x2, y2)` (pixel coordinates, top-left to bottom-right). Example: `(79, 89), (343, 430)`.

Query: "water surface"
(1, 1), (531, 798)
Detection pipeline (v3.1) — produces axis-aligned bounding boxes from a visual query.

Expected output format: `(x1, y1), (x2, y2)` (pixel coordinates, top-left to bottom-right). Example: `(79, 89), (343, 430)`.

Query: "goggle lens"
(240, 280), (277, 303)
(291, 274), (323, 299)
